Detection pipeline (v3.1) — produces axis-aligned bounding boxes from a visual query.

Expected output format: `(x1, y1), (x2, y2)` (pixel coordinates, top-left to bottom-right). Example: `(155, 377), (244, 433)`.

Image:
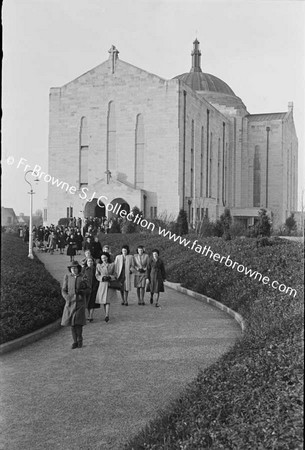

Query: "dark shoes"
(155, 303), (159, 308)
(105, 316), (109, 323)
(71, 343), (78, 349)
(78, 341), (83, 348)
(150, 297), (153, 304)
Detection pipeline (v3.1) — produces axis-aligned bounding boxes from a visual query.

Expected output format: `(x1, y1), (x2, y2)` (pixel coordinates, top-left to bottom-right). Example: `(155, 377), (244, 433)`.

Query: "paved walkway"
(0, 250), (241, 450)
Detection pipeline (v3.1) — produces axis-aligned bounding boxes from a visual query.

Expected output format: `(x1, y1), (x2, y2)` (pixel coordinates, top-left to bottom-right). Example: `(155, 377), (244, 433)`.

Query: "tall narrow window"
(107, 101), (116, 172)
(224, 143), (228, 205)
(217, 138), (221, 203)
(200, 126), (204, 197)
(253, 145), (261, 207)
(80, 117), (89, 186)
(206, 110), (210, 196)
(190, 120), (195, 197)
(209, 132), (213, 197)
(135, 114), (145, 188)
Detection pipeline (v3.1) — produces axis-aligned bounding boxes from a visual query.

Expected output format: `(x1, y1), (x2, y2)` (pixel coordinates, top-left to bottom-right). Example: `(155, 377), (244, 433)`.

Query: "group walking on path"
(0, 248), (241, 450)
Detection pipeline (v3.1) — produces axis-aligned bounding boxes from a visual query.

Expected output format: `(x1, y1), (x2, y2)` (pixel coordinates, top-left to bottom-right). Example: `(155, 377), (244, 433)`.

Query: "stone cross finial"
(108, 45), (119, 73)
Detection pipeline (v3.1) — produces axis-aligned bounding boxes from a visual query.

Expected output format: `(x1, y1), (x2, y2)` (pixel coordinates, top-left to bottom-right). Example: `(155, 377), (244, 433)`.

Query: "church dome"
(173, 39), (236, 96)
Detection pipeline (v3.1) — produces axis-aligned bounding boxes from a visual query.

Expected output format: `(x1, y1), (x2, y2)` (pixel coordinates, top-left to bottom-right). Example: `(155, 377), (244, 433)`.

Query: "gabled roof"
(247, 112), (287, 121)
(1, 207), (17, 217)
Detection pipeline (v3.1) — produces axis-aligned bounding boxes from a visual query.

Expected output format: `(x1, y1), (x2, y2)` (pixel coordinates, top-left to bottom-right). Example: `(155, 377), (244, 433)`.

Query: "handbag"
(108, 279), (123, 291)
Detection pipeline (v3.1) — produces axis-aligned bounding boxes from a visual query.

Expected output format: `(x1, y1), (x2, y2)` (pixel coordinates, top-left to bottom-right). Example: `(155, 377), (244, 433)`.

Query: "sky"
(2, 0), (305, 216)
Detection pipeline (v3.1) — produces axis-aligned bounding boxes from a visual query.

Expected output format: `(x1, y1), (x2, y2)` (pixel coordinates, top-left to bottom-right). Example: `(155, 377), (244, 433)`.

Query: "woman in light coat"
(133, 245), (149, 305)
(61, 260), (88, 348)
(114, 245), (134, 306)
(95, 252), (117, 322)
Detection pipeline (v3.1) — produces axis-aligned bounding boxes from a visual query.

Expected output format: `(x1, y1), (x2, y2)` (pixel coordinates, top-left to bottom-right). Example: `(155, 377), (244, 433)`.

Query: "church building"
(47, 40), (298, 229)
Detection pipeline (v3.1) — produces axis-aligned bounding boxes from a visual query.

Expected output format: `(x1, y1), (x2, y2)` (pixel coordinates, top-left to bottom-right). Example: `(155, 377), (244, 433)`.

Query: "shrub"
(175, 209), (188, 235)
(58, 217), (69, 227)
(255, 208), (272, 237)
(0, 234), (64, 344)
(285, 213), (297, 235)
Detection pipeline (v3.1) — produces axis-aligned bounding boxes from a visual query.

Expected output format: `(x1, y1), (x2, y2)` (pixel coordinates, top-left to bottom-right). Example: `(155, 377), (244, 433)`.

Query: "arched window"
(253, 145), (261, 207)
(80, 117), (88, 186)
(107, 101), (116, 172)
(135, 114), (145, 188)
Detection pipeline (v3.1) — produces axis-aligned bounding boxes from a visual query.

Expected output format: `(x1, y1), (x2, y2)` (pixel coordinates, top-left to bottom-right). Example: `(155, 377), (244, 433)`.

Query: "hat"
(67, 261), (81, 272)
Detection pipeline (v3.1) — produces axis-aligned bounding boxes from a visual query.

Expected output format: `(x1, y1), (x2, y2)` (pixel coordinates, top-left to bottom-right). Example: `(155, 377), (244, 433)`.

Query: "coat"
(66, 237), (77, 256)
(146, 258), (166, 293)
(61, 273), (88, 326)
(133, 253), (149, 288)
(114, 254), (134, 291)
(81, 265), (100, 310)
(95, 262), (117, 304)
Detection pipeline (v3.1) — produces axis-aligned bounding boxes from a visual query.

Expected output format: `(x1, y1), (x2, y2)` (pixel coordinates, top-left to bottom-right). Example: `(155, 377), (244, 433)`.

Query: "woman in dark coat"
(57, 231), (66, 254)
(66, 233), (77, 262)
(82, 257), (100, 322)
(75, 230), (84, 255)
(146, 249), (166, 307)
(90, 236), (103, 263)
(61, 260), (88, 349)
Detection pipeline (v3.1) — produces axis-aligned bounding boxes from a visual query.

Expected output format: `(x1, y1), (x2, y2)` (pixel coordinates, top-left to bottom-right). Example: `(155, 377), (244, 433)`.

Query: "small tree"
(256, 209), (271, 237)
(121, 206), (143, 233)
(285, 213), (297, 235)
(175, 209), (188, 235)
(219, 208), (232, 240)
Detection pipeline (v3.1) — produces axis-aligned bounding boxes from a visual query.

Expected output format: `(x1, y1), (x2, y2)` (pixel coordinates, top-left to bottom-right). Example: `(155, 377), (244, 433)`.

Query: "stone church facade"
(47, 40), (298, 229)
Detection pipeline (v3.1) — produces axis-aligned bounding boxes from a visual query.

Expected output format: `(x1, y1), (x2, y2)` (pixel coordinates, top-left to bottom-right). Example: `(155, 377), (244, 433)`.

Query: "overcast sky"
(2, 0), (305, 216)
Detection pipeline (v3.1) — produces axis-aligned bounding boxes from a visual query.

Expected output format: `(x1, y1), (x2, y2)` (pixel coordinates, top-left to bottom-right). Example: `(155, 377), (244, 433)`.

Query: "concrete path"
(0, 250), (241, 450)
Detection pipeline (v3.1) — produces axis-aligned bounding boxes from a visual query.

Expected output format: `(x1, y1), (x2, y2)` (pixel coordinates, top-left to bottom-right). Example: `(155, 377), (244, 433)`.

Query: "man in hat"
(61, 261), (89, 349)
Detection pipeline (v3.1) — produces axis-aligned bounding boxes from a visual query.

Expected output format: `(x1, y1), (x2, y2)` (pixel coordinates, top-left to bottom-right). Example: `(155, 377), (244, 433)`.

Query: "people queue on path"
(60, 244), (167, 349)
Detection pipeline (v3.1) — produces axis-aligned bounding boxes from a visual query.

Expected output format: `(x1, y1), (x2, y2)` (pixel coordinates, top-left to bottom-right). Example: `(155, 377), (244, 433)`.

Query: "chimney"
(288, 102), (293, 113)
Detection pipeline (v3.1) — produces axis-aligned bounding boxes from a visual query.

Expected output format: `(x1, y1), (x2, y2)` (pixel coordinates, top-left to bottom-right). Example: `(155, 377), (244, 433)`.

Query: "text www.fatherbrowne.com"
(158, 227), (297, 298)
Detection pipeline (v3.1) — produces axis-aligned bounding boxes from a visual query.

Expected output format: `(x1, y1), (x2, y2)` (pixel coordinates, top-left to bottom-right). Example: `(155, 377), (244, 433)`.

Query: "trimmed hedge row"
(0, 233), (64, 344)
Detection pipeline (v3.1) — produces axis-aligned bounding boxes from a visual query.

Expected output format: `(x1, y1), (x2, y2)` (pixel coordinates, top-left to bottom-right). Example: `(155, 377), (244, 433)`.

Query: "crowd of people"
(19, 217), (114, 258)
(61, 244), (166, 349)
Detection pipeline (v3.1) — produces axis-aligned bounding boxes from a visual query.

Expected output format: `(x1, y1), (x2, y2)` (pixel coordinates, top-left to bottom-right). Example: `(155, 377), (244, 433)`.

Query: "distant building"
(47, 40), (298, 229)
(17, 213), (30, 226)
(1, 207), (18, 227)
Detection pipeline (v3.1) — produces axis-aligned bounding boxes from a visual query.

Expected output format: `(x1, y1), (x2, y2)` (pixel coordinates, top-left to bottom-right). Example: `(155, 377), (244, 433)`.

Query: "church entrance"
(108, 197), (130, 219)
(84, 199), (106, 219)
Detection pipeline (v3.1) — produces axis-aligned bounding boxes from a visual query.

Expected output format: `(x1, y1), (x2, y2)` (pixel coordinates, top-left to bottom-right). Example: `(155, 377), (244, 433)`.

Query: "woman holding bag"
(95, 252), (117, 322)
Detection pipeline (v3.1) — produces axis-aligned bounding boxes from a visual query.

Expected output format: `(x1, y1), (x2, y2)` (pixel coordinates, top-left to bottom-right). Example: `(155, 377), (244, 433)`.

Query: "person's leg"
(120, 290), (125, 305)
(71, 326), (78, 349)
(140, 287), (145, 304)
(136, 287), (141, 304)
(76, 325), (83, 347)
(88, 308), (94, 321)
(124, 290), (129, 305)
(150, 293), (154, 304)
(104, 303), (110, 322)
(155, 293), (160, 307)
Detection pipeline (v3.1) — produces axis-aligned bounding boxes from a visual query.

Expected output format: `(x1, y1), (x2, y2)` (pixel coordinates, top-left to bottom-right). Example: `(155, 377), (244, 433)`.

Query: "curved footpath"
(0, 250), (241, 450)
